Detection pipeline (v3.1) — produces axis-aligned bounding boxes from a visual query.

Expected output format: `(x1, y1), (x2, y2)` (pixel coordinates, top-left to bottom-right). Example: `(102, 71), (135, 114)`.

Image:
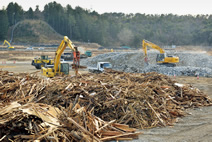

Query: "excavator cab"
(156, 53), (166, 62)
(42, 63), (69, 77)
(41, 55), (49, 60)
(156, 53), (178, 67)
(60, 63), (69, 75)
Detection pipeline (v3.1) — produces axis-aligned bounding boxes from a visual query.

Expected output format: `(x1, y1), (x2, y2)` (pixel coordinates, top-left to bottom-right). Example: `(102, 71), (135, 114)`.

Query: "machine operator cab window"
(60, 63), (69, 75)
(41, 55), (48, 60)
(103, 63), (112, 69)
(100, 64), (103, 69)
(156, 53), (166, 62)
(98, 62), (112, 72)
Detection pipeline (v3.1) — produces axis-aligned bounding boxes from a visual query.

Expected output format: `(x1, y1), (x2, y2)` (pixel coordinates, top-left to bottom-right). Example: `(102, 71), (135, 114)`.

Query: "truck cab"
(85, 50), (92, 57)
(89, 62), (112, 73)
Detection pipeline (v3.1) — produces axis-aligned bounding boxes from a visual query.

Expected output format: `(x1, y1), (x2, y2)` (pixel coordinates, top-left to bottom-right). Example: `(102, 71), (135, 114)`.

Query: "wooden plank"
(146, 101), (166, 126)
(67, 117), (101, 142)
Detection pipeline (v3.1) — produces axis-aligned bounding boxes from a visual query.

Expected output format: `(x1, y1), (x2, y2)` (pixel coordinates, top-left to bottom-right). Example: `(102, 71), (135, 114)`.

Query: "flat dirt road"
(0, 61), (88, 76)
(1, 62), (212, 142)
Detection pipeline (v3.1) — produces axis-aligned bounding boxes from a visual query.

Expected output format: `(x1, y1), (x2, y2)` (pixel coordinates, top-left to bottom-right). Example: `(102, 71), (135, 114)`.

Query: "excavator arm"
(142, 39), (165, 55)
(142, 39), (179, 67)
(3, 40), (10, 47)
(54, 36), (80, 75)
(42, 36), (80, 77)
(3, 40), (14, 50)
(143, 39), (165, 65)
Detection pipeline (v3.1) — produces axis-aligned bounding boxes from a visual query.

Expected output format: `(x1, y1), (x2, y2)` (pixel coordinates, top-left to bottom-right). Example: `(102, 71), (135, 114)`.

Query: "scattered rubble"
(124, 65), (212, 77)
(0, 69), (211, 141)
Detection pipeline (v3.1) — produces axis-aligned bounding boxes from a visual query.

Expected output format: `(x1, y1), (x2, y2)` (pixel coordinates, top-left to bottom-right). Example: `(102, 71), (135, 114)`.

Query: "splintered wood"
(0, 69), (211, 141)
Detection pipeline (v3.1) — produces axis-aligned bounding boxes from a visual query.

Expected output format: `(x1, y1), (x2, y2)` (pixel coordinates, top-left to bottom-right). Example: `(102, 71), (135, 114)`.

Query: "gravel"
(80, 50), (212, 77)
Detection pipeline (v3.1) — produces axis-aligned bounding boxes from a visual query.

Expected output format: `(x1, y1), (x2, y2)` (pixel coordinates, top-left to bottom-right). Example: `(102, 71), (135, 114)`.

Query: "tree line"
(1, 1), (212, 47)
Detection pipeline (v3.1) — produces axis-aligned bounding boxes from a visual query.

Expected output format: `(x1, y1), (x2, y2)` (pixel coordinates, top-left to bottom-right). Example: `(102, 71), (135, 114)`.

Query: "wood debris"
(0, 69), (211, 141)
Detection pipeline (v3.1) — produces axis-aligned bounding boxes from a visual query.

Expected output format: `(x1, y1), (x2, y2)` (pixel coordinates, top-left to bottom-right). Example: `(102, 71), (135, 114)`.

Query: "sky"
(0, 0), (212, 15)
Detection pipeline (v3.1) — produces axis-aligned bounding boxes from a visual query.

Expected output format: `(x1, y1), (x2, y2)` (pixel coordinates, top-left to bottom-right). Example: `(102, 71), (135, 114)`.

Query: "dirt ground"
(136, 76), (212, 142)
(0, 50), (212, 142)
(0, 61), (88, 77)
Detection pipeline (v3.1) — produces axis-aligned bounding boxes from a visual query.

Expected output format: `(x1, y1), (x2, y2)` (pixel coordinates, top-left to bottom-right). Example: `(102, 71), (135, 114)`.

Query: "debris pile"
(0, 102), (140, 141)
(80, 51), (212, 77)
(0, 70), (211, 141)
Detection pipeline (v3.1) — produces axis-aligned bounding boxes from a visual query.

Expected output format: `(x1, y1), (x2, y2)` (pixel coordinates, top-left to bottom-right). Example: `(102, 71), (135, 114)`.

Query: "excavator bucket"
(144, 57), (149, 65)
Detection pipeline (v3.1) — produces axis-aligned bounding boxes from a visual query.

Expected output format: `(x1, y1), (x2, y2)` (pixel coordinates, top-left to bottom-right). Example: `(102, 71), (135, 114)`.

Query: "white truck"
(88, 62), (112, 73)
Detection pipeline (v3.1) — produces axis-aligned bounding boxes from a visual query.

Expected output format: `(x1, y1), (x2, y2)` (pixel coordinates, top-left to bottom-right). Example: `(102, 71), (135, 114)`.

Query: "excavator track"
(158, 63), (176, 67)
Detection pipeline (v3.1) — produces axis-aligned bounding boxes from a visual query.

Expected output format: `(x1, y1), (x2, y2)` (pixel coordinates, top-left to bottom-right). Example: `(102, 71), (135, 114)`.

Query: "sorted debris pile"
(80, 51), (212, 77)
(0, 70), (211, 141)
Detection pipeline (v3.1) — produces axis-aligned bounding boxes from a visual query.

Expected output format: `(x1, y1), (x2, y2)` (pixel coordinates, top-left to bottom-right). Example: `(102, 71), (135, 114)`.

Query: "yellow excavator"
(142, 39), (179, 67)
(3, 40), (15, 50)
(41, 36), (80, 77)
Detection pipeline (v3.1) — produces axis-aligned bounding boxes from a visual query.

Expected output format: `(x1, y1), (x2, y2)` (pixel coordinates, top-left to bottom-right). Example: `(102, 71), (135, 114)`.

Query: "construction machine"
(85, 50), (92, 57)
(142, 39), (179, 67)
(3, 40), (15, 50)
(88, 62), (112, 73)
(61, 51), (90, 61)
(41, 36), (80, 77)
(31, 55), (54, 69)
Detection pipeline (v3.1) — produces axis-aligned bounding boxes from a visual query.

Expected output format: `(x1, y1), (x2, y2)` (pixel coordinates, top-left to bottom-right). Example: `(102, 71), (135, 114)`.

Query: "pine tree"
(6, 2), (23, 26)
(0, 10), (9, 40)
(28, 7), (34, 19)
